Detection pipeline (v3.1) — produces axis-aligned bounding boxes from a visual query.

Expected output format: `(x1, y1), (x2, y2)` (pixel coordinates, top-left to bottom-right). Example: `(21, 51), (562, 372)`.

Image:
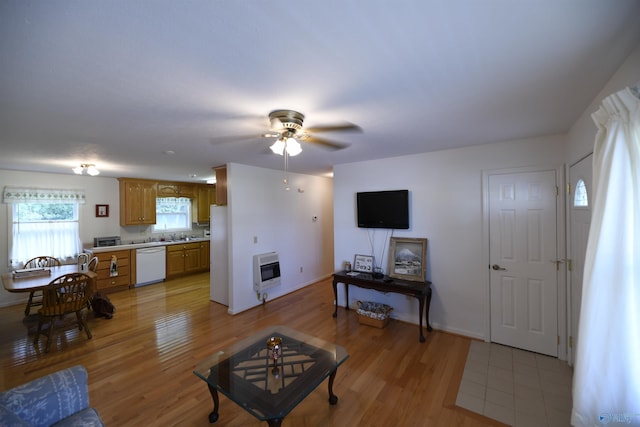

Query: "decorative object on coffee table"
(266, 336), (282, 374)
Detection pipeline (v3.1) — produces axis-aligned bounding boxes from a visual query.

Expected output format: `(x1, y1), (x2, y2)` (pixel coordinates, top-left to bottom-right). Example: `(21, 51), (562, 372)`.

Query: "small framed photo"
(96, 204), (109, 218)
(387, 237), (428, 282)
(353, 254), (375, 273)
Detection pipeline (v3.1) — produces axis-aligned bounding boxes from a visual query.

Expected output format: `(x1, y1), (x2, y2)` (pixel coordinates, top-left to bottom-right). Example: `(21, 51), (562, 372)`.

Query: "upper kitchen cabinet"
(157, 182), (195, 198)
(118, 178), (157, 226)
(195, 184), (216, 223)
(214, 166), (227, 206)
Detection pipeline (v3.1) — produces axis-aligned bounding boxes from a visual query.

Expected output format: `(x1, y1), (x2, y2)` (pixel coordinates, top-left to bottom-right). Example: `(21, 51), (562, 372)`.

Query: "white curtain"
(3, 186), (85, 265)
(572, 87), (640, 426)
(10, 216), (81, 264)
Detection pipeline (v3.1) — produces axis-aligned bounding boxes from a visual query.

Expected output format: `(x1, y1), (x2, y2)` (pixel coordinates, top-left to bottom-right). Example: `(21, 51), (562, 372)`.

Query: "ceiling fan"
(262, 109), (361, 156)
(212, 109), (362, 156)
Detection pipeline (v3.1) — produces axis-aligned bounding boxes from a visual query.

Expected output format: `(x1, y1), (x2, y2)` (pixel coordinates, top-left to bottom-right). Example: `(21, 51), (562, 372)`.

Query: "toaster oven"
(94, 236), (121, 247)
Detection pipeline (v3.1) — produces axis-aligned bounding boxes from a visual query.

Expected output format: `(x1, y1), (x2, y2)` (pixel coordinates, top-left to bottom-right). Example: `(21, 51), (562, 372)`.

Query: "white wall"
(0, 170), (120, 306)
(0, 164), (335, 311)
(225, 163), (334, 314)
(333, 135), (565, 339)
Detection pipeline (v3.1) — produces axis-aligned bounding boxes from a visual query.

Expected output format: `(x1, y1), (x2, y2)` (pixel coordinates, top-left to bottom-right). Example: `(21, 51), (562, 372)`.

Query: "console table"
(332, 271), (432, 342)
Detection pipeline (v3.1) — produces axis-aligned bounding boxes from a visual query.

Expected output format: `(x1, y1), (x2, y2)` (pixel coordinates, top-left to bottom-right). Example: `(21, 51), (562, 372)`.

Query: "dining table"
(1, 265), (97, 294)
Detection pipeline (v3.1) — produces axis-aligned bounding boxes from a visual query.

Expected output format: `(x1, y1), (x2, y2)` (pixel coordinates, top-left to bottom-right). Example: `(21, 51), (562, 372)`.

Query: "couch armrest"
(0, 366), (90, 427)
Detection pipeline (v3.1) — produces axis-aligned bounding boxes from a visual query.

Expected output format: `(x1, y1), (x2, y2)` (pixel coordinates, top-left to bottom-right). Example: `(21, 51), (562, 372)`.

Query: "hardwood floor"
(1, 273), (505, 426)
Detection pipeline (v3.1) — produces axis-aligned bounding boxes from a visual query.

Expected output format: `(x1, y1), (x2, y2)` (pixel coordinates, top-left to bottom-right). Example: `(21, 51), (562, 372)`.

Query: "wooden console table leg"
(207, 384), (219, 423)
(426, 287), (433, 332)
(328, 368), (339, 405)
(332, 280), (338, 317)
(344, 284), (349, 311)
(418, 296), (426, 343)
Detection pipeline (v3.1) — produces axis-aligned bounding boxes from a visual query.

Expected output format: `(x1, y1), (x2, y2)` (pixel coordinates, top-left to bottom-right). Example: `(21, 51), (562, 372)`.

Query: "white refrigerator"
(210, 205), (229, 305)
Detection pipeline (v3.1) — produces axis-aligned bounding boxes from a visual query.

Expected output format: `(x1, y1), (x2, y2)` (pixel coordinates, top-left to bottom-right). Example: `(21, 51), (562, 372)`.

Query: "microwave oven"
(94, 236), (121, 247)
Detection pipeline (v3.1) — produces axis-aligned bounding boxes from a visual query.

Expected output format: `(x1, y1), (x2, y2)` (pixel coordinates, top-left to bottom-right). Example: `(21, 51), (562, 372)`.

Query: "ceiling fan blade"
(304, 122), (362, 133)
(303, 135), (350, 150)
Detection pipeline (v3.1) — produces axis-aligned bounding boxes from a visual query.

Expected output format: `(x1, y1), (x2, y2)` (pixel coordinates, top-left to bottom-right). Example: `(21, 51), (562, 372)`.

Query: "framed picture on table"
(387, 237), (428, 282)
(353, 254), (375, 273)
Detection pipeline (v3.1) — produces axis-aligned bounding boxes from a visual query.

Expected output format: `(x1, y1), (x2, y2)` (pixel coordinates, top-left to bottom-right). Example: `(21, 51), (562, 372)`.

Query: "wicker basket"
(356, 301), (393, 329)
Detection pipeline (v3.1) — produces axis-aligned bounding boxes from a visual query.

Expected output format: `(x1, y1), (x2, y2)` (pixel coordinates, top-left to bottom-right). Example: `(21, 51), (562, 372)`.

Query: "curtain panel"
(3, 187), (86, 204)
(571, 86), (640, 425)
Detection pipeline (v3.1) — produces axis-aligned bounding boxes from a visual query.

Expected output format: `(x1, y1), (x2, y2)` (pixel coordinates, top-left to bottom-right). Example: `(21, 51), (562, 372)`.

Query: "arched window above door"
(574, 179), (588, 207)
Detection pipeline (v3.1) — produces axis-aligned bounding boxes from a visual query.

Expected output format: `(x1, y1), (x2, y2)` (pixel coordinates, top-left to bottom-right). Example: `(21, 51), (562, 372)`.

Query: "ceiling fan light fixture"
(270, 138), (285, 155)
(73, 163), (100, 176)
(285, 138), (302, 156)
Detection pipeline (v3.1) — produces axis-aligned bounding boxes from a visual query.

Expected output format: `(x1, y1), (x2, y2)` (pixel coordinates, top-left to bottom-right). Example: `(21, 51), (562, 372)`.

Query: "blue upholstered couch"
(0, 365), (104, 427)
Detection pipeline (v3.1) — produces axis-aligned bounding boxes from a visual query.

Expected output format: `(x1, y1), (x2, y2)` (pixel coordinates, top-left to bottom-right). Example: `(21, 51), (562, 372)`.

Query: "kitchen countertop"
(85, 237), (210, 253)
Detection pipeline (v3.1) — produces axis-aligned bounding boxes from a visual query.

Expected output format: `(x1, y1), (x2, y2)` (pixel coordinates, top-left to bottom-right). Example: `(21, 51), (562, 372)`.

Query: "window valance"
(3, 187), (86, 204)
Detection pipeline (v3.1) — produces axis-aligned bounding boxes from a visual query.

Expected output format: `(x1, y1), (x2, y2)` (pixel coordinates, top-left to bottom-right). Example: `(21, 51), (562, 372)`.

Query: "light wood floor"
(0, 273), (506, 426)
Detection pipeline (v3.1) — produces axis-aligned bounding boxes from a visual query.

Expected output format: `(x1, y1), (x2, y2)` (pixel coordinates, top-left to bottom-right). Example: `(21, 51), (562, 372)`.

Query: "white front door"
(568, 155), (592, 365)
(489, 170), (559, 356)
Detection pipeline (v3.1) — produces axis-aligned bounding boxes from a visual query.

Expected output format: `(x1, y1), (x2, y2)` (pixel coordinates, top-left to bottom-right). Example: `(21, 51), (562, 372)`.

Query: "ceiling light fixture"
(72, 163), (100, 176)
(269, 137), (302, 157)
(269, 137), (303, 190)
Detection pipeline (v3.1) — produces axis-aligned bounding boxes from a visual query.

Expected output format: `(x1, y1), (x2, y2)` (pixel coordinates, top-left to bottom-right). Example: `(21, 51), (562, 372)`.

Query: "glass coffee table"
(194, 325), (349, 426)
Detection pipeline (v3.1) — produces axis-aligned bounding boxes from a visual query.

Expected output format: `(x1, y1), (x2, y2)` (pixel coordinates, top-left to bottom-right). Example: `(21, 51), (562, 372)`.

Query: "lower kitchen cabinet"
(166, 242), (205, 278)
(90, 249), (131, 292)
(199, 241), (210, 270)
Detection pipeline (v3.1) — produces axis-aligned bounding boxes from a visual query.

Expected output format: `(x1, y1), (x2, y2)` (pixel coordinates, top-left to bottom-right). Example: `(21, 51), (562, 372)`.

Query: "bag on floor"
(91, 291), (115, 319)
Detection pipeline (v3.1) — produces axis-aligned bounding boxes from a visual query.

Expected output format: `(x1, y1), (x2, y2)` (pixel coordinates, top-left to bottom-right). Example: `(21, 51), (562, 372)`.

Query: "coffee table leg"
(207, 384), (219, 423)
(267, 419), (283, 426)
(328, 368), (339, 405)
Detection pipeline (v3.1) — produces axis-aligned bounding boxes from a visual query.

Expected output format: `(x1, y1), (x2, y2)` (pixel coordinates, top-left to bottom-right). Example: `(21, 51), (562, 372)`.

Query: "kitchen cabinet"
(199, 241), (210, 270)
(214, 166), (227, 206)
(119, 178), (157, 226)
(195, 184), (216, 223)
(166, 242), (202, 278)
(157, 182), (195, 198)
(89, 249), (131, 292)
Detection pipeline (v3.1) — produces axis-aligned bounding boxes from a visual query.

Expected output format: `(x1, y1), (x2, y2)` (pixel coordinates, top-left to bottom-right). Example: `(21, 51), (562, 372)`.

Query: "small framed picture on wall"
(96, 204), (109, 218)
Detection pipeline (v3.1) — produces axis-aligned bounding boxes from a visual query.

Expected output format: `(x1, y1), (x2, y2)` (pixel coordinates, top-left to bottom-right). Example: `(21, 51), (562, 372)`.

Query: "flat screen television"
(356, 190), (409, 229)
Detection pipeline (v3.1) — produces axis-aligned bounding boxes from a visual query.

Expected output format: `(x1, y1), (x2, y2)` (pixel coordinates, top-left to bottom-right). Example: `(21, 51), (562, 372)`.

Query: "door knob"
(491, 264), (506, 271)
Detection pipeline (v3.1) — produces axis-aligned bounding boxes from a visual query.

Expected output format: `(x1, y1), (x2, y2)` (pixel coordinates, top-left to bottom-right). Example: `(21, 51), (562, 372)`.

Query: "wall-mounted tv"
(356, 189), (409, 229)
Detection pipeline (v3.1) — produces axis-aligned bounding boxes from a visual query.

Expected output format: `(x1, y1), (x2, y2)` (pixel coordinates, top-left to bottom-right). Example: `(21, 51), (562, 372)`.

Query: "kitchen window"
(153, 197), (192, 233)
(3, 187), (84, 266)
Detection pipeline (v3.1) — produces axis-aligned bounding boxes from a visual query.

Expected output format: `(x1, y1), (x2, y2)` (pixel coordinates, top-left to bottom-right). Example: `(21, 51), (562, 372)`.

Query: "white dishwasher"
(135, 246), (166, 287)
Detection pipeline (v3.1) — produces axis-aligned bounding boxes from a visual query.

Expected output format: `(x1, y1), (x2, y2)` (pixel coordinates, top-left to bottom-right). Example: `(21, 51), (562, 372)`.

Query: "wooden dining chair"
(23, 256), (61, 316)
(34, 273), (93, 353)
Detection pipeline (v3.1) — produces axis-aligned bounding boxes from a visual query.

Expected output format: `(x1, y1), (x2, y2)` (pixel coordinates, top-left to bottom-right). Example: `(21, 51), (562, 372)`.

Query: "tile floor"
(455, 341), (573, 427)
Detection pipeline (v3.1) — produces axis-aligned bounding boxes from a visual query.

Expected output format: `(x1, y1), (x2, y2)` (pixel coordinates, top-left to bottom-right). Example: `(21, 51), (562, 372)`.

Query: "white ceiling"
(1, 1), (639, 183)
